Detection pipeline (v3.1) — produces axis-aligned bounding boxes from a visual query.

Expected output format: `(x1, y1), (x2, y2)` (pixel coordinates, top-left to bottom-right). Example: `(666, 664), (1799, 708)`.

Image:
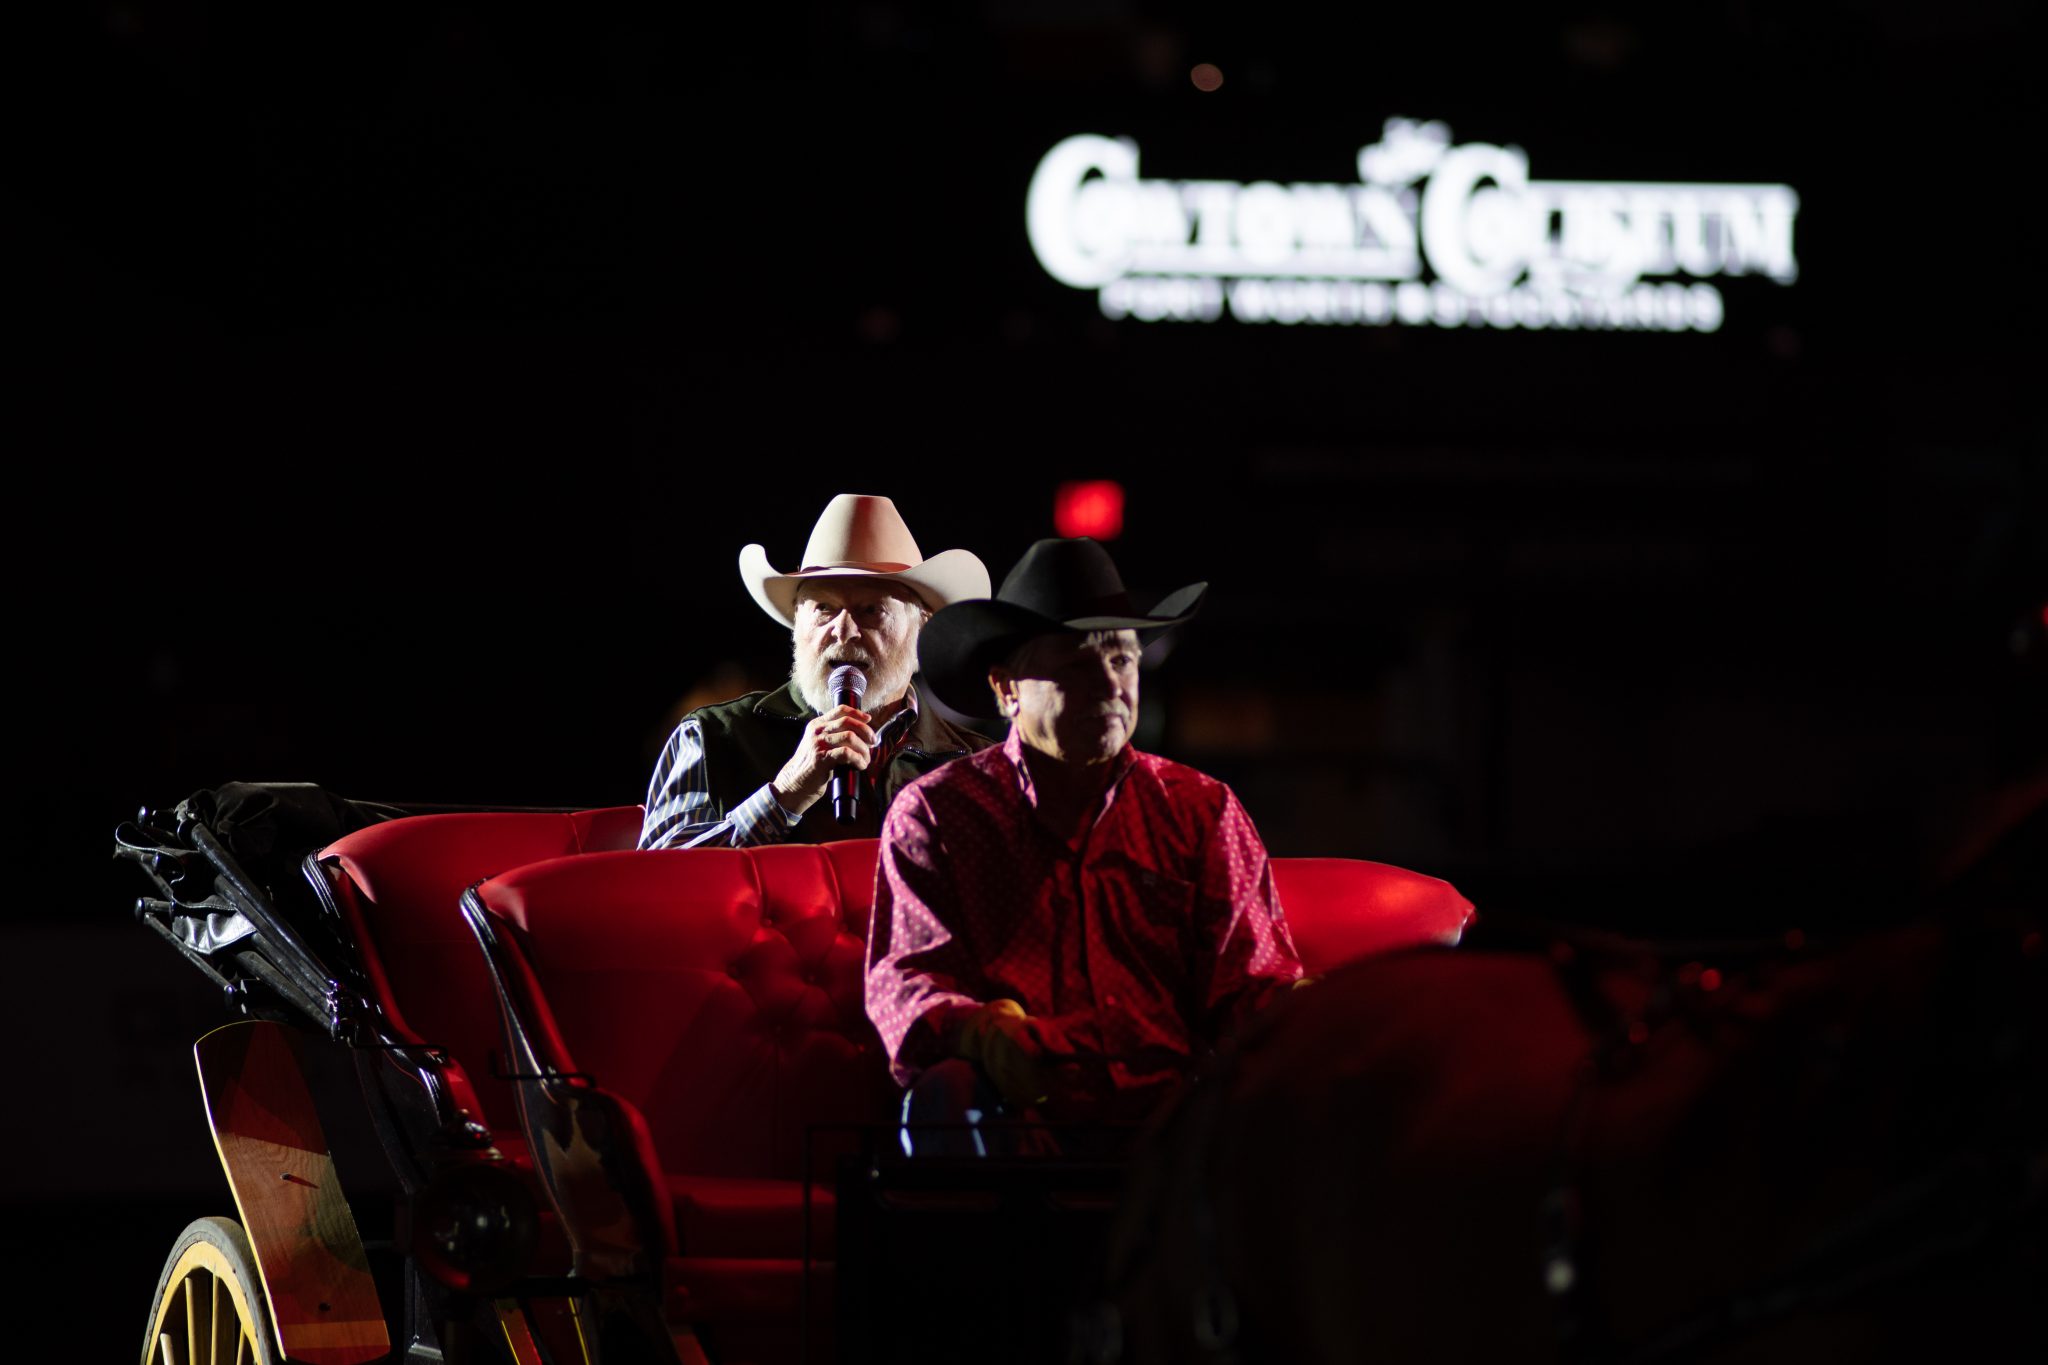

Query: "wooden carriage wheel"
(141, 1217), (281, 1365)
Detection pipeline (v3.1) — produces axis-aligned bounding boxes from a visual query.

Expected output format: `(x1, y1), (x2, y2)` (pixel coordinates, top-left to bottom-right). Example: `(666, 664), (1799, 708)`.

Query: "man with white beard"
(638, 494), (995, 848)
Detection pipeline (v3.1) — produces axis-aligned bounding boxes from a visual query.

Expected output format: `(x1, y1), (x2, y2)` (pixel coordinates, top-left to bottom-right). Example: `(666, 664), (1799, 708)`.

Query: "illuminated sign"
(1026, 119), (1798, 332)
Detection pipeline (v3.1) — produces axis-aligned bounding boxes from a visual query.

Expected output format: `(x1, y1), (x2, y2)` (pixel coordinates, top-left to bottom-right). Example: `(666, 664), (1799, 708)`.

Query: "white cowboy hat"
(738, 493), (992, 626)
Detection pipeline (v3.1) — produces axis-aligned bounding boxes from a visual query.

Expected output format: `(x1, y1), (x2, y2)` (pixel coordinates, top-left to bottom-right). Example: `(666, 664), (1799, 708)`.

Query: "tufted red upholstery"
(470, 837), (1469, 1193)
(1274, 858), (1475, 968)
(471, 842), (1473, 1173)
(477, 844), (891, 1184)
(314, 806), (644, 1127)
(467, 837), (1471, 1362)
(474, 842), (887, 1361)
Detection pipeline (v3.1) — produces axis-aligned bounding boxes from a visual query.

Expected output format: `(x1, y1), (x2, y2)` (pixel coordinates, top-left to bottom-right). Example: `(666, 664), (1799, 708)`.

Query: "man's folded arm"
(865, 788), (983, 1083)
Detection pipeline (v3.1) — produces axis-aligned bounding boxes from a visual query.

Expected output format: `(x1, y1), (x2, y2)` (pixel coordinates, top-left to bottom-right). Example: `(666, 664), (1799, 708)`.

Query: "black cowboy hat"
(918, 537), (1206, 718)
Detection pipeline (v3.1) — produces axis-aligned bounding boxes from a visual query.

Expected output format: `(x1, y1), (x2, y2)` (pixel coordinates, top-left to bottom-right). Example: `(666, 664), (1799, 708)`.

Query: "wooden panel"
(195, 1021), (390, 1365)
(492, 1298), (549, 1365)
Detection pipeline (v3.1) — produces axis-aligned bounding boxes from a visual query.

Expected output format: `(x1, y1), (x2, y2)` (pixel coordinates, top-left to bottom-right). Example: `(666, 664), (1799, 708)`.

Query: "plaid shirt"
(639, 685), (927, 850)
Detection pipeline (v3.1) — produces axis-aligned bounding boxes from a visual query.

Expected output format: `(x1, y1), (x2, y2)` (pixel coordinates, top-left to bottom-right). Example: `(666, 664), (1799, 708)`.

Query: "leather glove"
(955, 999), (1051, 1107)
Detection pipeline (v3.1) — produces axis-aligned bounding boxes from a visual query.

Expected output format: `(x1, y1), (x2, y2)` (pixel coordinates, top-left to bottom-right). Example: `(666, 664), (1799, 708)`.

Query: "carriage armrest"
(1275, 858), (1476, 971)
(458, 884), (677, 1281)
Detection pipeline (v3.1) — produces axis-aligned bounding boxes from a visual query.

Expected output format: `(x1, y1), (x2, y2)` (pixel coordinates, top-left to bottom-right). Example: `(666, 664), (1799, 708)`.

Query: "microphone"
(827, 664), (868, 823)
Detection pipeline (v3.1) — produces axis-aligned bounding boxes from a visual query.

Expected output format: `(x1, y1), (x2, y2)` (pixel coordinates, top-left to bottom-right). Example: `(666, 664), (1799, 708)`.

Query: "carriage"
(115, 782), (1475, 1365)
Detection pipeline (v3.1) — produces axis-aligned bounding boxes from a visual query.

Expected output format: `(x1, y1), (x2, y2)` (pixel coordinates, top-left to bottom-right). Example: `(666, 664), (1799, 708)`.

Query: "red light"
(1054, 481), (1125, 540)
(1698, 968), (1723, 992)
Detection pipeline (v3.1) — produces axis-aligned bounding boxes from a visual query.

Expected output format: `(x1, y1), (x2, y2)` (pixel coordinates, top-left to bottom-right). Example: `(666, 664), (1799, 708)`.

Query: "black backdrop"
(14, 4), (2042, 1355)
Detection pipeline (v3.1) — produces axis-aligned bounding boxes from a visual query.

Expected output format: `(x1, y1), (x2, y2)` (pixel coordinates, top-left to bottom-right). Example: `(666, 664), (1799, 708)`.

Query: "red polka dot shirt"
(865, 726), (1304, 1100)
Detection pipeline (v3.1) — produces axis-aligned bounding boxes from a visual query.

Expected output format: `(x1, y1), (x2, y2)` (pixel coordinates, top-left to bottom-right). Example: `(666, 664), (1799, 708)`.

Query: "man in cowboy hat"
(638, 494), (995, 849)
(865, 538), (1304, 1147)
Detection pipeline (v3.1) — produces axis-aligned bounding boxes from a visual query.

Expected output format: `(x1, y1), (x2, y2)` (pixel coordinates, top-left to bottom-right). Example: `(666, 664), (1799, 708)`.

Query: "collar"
(1000, 725), (1139, 818)
(753, 681), (812, 719)
(876, 684), (921, 747)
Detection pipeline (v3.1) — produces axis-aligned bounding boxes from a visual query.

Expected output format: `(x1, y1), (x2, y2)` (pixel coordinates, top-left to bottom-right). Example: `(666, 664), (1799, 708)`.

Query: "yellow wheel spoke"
(146, 1220), (280, 1365)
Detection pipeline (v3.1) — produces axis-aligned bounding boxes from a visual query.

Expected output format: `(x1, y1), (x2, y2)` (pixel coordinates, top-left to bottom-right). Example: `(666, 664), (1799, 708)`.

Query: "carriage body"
(117, 790), (664, 1365)
(115, 783), (1473, 1365)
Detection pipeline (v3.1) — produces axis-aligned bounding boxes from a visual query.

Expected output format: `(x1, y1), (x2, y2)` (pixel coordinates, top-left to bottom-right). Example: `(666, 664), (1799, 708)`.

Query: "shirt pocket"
(1097, 849), (1198, 940)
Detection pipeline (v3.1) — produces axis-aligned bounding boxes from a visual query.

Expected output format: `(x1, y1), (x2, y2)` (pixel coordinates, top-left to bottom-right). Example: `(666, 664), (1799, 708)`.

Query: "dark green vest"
(690, 680), (995, 843)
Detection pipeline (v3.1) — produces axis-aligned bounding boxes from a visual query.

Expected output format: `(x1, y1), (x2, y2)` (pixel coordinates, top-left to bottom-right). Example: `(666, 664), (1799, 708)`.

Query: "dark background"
(14, 3), (2043, 1356)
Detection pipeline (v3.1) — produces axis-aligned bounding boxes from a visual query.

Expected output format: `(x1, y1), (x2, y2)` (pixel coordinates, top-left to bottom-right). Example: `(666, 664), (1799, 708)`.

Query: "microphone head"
(827, 664), (868, 707)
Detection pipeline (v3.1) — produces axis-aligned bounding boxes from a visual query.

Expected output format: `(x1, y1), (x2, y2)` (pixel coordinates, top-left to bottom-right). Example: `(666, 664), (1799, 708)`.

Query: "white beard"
(791, 636), (918, 715)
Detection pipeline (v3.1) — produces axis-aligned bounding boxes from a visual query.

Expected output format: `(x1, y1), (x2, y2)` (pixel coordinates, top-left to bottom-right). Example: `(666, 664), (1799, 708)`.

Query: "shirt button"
(1104, 994), (1119, 1007)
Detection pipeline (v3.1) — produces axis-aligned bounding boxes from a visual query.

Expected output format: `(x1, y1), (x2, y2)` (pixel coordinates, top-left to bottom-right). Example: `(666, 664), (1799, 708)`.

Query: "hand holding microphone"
(771, 665), (876, 817)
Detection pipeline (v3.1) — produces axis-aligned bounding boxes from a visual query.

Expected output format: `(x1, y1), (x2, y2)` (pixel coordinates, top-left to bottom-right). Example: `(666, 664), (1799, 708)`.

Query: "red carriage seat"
(310, 806), (645, 1130)
(1274, 857), (1475, 969)
(470, 841), (886, 1364)
(468, 839), (1468, 1180)
(463, 837), (1471, 1361)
